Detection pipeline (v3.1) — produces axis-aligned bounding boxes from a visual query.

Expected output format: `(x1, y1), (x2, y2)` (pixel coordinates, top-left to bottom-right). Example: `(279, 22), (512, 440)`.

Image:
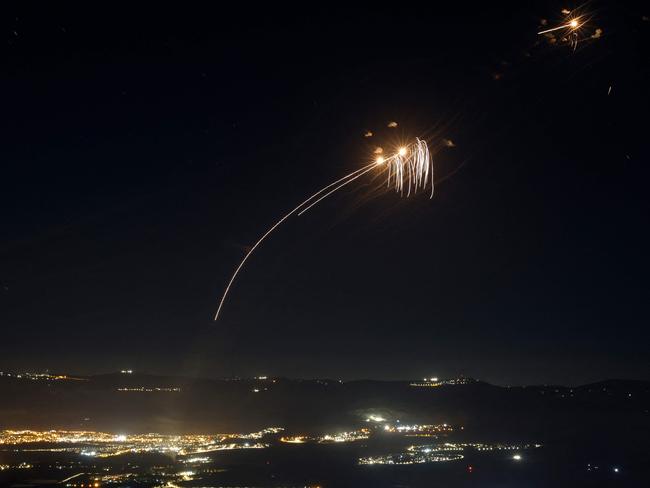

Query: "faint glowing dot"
(376, 156), (385, 165)
(398, 147), (407, 156)
(613, 467), (619, 473)
(513, 454), (522, 460)
(383, 424), (390, 431)
(569, 19), (578, 28)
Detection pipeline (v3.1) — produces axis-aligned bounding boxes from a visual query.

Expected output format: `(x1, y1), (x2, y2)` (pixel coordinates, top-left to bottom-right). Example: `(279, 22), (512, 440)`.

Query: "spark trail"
(537, 19), (579, 35)
(214, 138), (434, 321)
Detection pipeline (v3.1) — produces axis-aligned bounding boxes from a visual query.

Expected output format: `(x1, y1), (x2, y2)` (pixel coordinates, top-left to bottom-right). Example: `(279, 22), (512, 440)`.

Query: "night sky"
(1, 2), (648, 385)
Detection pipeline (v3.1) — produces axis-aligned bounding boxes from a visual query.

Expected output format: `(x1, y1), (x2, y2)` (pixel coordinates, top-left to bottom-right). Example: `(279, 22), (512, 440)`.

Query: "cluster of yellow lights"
(116, 387), (181, 392)
(0, 463), (32, 470)
(376, 146), (407, 165)
(0, 371), (87, 381)
(280, 428), (370, 444)
(384, 423), (454, 436)
(360, 442), (542, 465)
(0, 428), (283, 458)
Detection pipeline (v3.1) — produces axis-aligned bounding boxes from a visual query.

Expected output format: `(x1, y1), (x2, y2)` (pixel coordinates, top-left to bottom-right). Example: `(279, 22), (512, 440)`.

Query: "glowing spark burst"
(214, 138), (434, 321)
(537, 8), (600, 52)
(537, 18), (582, 35)
(386, 138), (434, 198)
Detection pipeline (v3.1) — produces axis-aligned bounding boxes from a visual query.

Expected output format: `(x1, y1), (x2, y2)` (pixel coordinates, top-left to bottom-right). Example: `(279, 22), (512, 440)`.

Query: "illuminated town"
(0, 369), (642, 486)
(279, 428), (370, 444)
(359, 442), (542, 465)
(0, 428), (283, 457)
(0, 417), (549, 486)
(0, 371), (88, 382)
(409, 376), (479, 388)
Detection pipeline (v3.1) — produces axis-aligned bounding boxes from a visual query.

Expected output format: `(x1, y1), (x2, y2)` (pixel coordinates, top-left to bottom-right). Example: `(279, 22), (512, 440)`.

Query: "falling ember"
(387, 121), (398, 128)
(213, 138), (435, 321)
(443, 138), (456, 147)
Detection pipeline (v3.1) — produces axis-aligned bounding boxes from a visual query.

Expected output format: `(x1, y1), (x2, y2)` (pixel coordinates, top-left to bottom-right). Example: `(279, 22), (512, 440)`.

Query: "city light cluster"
(0, 371), (87, 382)
(0, 428), (283, 457)
(280, 428), (370, 444)
(384, 423), (454, 436)
(359, 441), (541, 465)
(409, 377), (478, 387)
(116, 387), (181, 392)
(0, 462), (32, 470)
(359, 445), (464, 465)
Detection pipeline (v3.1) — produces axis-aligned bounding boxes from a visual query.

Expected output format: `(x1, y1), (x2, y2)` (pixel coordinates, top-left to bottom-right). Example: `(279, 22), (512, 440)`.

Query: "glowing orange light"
(398, 147), (407, 156)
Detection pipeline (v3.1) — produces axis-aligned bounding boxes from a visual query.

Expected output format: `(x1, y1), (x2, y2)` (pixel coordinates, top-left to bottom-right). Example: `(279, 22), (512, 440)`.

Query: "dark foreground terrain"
(0, 372), (648, 487)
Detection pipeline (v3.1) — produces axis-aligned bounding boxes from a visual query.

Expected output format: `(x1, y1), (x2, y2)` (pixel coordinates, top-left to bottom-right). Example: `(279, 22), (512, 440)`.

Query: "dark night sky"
(1, 2), (648, 385)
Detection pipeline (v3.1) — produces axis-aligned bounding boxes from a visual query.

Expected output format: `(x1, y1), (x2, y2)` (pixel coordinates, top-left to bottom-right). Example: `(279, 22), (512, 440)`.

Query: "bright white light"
(376, 156), (385, 165)
(383, 424), (390, 431)
(115, 434), (127, 442)
(613, 467), (619, 473)
(513, 454), (522, 461)
(398, 147), (407, 156)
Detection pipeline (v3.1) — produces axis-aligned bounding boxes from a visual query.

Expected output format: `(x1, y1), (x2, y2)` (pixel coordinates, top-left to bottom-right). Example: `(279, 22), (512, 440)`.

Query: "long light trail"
(214, 138), (434, 321)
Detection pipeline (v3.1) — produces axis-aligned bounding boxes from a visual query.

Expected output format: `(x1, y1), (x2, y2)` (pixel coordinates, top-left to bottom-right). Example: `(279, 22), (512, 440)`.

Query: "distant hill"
(1, 372), (648, 447)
